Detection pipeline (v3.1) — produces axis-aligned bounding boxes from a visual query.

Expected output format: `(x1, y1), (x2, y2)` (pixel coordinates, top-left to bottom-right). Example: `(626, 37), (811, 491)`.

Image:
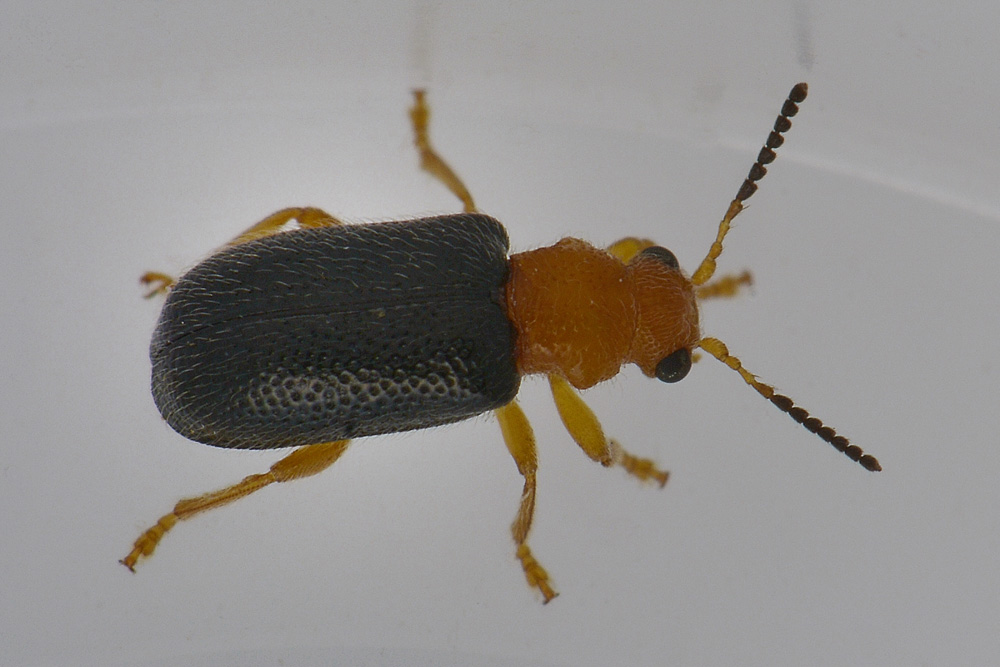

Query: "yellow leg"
(140, 271), (178, 299)
(606, 237), (752, 302)
(410, 90), (477, 213)
(695, 270), (754, 300)
(226, 206), (344, 246)
(606, 236), (655, 263)
(141, 207), (344, 298)
(120, 440), (351, 571)
(495, 401), (558, 603)
(548, 374), (669, 486)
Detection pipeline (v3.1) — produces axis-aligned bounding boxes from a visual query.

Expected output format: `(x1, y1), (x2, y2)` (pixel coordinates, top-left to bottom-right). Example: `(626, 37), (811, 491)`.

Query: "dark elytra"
(151, 213), (520, 449)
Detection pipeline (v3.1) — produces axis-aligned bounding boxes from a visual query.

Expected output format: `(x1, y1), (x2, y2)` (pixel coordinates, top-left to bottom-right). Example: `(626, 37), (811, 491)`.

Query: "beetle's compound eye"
(637, 245), (680, 270)
(655, 348), (692, 383)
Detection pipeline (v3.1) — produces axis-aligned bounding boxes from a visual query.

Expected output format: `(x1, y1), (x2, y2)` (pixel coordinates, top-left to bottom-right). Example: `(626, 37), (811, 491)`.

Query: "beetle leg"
(120, 440), (351, 571)
(606, 236), (656, 263)
(495, 401), (558, 603)
(548, 374), (669, 487)
(409, 90), (477, 213)
(140, 208), (345, 297)
(140, 271), (178, 298)
(695, 270), (753, 300)
(606, 237), (753, 300)
(227, 206), (345, 246)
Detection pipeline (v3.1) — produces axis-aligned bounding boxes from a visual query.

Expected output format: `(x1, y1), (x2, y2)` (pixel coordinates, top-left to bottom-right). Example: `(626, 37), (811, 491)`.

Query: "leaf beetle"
(122, 84), (880, 603)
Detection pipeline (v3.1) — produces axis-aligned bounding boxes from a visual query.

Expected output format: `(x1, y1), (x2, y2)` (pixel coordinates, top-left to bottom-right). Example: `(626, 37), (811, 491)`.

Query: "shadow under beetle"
(122, 84), (880, 603)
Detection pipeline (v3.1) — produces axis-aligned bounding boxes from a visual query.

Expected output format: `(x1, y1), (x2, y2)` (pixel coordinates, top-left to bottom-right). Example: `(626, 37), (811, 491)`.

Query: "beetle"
(122, 84), (880, 603)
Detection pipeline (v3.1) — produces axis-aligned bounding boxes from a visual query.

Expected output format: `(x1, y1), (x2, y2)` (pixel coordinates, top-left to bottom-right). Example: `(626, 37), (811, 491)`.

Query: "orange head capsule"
(506, 240), (699, 389)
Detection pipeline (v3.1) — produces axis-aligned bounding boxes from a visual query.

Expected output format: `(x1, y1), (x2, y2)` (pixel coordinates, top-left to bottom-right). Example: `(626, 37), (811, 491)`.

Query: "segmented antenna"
(690, 84), (880, 471)
(698, 337), (881, 471)
(692, 83), (808, 287)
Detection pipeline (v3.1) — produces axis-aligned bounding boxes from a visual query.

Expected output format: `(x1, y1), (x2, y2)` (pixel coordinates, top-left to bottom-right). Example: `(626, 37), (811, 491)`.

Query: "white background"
(3, 3), (998, 665)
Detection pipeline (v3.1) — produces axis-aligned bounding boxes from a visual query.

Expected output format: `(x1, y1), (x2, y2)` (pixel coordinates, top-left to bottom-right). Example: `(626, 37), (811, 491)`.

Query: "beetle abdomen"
(151, 214), (519, 449)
